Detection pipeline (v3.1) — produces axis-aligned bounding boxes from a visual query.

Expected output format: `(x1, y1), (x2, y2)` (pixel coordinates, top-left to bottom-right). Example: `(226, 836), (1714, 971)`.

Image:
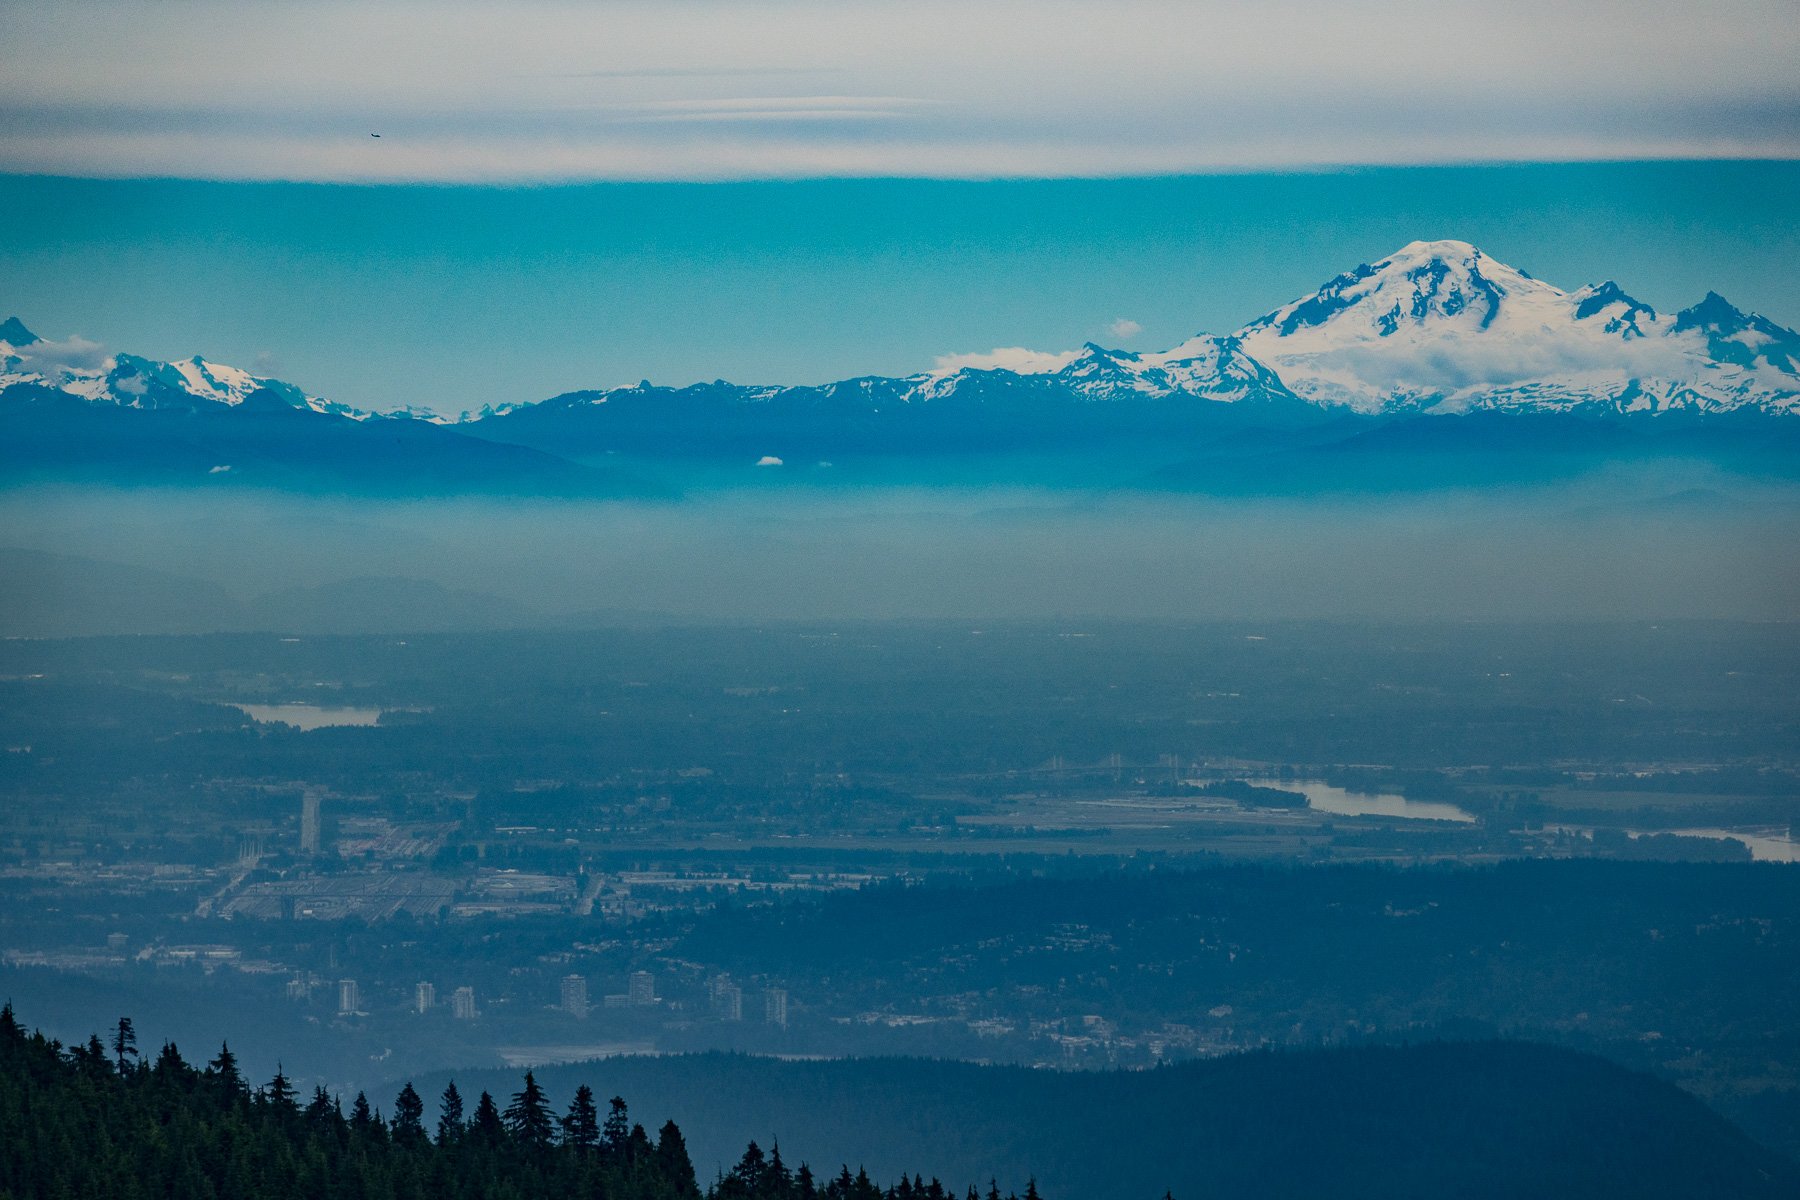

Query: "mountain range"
(4, 240), (1798, 491)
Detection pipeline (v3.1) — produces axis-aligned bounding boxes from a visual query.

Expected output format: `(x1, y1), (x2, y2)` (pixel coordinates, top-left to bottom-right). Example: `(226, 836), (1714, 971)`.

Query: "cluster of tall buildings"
(325, 969), (781, 1025)
(594, 969), (658, 1012)
(711, 976), (743, 1021)
(328, 978), (476, 1019)
(708, 975), (788, 1027)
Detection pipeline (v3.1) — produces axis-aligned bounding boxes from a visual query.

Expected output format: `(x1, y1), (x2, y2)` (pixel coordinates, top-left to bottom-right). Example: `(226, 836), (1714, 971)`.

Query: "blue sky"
(2, 163), (1798, 414)
(2, 2), (1796, 413)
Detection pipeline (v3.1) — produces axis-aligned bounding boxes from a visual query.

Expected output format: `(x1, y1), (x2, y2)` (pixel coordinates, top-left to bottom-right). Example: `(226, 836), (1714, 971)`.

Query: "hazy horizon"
(5, 471), (1797, 633)
(5, 5), (1800, 1193)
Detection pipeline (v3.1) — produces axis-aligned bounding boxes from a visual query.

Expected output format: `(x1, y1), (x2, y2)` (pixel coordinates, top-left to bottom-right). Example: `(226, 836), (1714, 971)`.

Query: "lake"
(234, 703), (384, 730)
(1651, 827), (1799, 864)
(1246, 778), (1477, 824)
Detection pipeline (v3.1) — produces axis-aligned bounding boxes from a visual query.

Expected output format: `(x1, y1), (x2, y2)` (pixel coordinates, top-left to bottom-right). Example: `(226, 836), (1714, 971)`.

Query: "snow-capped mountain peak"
(0, 327), (370, 420)
(1241, 239), (1550, 344)
(1677, 291), (1746, 330)
(1056, 343), (1144, 381)
(1569, 281), (1660, 339)
(6, 240), (1798, 439)
(1673, 292), (1800, 374)
(1236, 242), (1798, 414)
(901, 241), (1791, 420)
(925, 335), (1296, 404)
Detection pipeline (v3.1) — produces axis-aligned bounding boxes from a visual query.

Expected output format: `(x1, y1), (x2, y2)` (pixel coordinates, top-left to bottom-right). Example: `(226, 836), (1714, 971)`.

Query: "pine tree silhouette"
(110, 1016), (136, 1073)
(563, 1084), (601, 1153)
(265, 1064), (298, 1113)
(207, 1041), (244, 1099)
(470, 1089), (506, 1146)
(438, 1079), (465, 1143)
(604, 1094), (632, 1156)
(504, 1071), (557, 1153)
(393, 1081), (427, 1144)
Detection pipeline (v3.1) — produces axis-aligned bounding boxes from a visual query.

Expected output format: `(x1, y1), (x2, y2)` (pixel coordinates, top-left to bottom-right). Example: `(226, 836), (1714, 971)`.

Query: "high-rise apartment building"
(627, 970), (656, 1006)
(300, 790), (322, 855)
(561, 974), (589, 1018)
(710, 976), (743, 1022)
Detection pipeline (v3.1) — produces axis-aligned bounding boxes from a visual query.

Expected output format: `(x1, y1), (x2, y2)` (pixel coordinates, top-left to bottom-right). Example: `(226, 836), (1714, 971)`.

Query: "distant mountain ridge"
(454, 241), (1800, 448)
(5, 241), (1799, 488)
(0, 316), (365, 419)
(7, 241), (1798, 430)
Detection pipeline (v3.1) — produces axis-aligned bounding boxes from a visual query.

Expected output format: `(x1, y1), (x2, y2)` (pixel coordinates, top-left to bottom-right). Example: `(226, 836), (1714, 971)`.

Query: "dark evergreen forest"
(5, 1003), (1797, 1200)
(0, 1005), (989, 1200)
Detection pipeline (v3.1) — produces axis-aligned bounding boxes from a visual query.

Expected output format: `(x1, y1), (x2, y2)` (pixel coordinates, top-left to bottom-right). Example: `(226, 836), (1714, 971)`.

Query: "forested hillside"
(421, 1043), (1800, 1200)
(4, 1004), (1798, 1199)
(0, 1006), (978, 1200)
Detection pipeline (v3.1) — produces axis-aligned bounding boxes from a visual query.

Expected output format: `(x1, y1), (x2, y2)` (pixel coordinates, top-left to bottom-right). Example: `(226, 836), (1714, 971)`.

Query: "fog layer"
(2, 473), (1796, 635)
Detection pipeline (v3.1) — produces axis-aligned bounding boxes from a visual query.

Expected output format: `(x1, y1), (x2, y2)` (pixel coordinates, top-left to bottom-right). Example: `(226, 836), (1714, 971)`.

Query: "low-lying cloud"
(11, 334), (110, 374)
(3, 475), (1797, 634)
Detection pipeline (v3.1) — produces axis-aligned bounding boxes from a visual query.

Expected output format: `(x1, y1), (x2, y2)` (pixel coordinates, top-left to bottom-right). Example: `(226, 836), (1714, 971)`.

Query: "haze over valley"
(3, 7), (1798, 1195)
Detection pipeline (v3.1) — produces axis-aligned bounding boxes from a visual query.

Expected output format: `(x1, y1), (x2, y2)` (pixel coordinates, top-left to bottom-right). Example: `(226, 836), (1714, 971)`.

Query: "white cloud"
(0, 0), (1794, 181)
(1312, 333), (1701, 393)
(614, 96), (932, 123)
(755, 455), (784, 466)
(15, 334), (111, 374)
(932, 347), (1080, 375)
(1107, 318), (1143, 339)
